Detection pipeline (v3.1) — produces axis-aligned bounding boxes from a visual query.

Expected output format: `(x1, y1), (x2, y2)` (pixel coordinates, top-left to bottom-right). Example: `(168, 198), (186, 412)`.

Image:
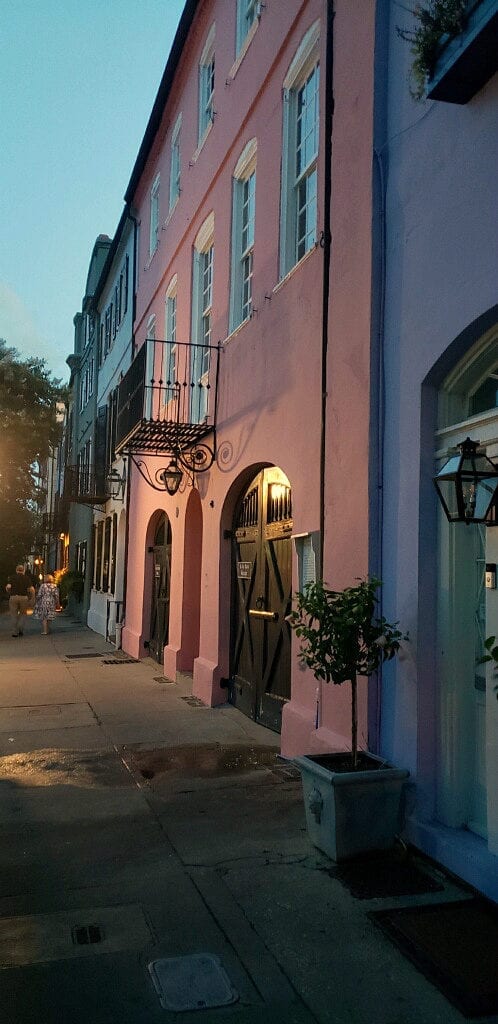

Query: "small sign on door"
(154, 563), (161, 578)
(237, 561), (252, 579)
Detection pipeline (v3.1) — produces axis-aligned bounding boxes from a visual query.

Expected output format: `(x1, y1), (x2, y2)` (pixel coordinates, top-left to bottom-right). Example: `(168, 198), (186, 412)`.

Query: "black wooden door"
(149, 514), (172, 663)
(230, 469), (293, 732)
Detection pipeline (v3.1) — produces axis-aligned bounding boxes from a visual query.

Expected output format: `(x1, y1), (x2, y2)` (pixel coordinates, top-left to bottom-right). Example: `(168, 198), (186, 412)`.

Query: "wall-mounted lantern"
(106, 466), (127, 501)
(433, 437), (498, 524)
(160, 459), (183, 496)
(128, 441), (214, 496)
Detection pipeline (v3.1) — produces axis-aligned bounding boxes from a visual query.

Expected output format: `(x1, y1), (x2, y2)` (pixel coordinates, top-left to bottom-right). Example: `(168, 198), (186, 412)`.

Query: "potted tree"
(288, 578), (409, 861)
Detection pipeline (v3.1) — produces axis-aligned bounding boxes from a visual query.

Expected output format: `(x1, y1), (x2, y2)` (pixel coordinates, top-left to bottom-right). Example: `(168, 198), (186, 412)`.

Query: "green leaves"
(288, 578), (408, 686)
(477, 636), (498, 699)
(0, 339), (66, 579)
(396, 0), (467, 99)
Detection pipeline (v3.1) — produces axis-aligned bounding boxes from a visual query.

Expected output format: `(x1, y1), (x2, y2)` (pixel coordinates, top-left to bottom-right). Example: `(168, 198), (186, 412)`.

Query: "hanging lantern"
(161, 459), (183, 496)
(433, 437), (498, 524)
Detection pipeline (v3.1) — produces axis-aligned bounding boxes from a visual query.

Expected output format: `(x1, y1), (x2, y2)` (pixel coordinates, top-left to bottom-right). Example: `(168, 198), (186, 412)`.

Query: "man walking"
(5, 565), (35, 637)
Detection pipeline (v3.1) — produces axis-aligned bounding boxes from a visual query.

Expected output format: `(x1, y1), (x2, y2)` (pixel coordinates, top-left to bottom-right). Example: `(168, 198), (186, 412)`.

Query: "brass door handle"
(249, 609), (278, 621)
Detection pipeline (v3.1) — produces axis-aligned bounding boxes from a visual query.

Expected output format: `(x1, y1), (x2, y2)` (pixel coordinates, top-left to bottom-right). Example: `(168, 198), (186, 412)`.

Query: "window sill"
(223, 315), (252, 347)
(144, 243), (160, 271)
(274, 245), (318, 295)
(190, 120), (213, 165)
(164, 196), (179, 228)
(427, 0), (498, 103)
(228, 18), (259, 81)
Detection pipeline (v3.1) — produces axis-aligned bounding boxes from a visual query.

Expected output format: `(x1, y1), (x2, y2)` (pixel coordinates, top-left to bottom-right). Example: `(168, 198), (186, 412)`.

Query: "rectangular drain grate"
(102, 658), (138, 665)
(180, 696), (208, 707)
(72, 924), (103, 946)
(65, 652), (107, 660)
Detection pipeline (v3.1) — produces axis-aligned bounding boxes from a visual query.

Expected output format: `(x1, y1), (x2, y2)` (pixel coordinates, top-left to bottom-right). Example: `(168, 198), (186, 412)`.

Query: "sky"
(0, 0), (185, 383)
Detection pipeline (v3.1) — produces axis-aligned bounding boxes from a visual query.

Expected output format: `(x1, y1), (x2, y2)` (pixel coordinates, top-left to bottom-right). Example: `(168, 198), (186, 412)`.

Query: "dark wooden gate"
(149, 514), (172, 663)
(230, 468), (293, 732)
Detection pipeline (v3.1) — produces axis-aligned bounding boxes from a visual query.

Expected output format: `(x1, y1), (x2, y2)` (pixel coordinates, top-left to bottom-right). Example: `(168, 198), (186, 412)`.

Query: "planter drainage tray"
(370, 898), (498, 1017)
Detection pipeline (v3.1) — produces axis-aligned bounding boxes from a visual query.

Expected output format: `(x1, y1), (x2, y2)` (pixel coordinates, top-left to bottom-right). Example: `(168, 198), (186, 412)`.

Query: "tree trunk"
(351, 671), (358, 769)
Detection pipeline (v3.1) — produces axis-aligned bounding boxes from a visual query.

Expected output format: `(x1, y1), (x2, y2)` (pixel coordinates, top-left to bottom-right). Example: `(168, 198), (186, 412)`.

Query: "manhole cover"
(148, 953), (238, 1011)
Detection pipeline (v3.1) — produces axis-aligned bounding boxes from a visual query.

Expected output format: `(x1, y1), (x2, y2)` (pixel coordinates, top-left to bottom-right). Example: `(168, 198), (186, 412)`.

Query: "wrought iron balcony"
(114, 338), (220, 458)
(64, 465), (110, 505)
(41, 495), (70, 535)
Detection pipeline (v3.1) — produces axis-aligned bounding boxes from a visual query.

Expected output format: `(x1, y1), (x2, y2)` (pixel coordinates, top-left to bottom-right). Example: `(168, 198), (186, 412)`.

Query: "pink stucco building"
(116, 0), (376, 755)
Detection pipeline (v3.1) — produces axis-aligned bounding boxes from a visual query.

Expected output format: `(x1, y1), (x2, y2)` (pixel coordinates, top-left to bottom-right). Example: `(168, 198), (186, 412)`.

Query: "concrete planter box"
(295, 752), (409, 862)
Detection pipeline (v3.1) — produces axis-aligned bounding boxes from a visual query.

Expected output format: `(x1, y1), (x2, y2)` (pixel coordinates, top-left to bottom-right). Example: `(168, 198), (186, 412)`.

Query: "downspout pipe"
(120, 206), (139, 630)
(369, 0), (390, 753)
(319, 0), (335, 573)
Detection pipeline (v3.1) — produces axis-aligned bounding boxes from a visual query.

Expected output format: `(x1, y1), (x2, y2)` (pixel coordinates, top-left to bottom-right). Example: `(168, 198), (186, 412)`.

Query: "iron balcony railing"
(64, 465), (110, 505)
(115, 338), (220, 456)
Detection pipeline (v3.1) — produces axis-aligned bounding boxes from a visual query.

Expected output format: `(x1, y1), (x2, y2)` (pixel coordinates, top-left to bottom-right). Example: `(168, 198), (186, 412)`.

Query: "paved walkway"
(0, 610), (477, 1022)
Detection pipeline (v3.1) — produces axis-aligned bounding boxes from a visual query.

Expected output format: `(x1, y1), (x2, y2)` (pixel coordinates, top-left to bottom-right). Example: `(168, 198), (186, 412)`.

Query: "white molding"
(233, 137), (257, 179)
(283, 19), (320, 90)
(194, 211), (215, 253)
(165, 273), (178, 300)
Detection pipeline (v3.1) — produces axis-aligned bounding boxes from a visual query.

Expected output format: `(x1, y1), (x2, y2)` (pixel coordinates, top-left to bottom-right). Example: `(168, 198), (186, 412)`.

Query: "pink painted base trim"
(281, 699), (351, 758)
(193, 655), (225, 707)
(122, 627), (147, 660)
(163, 644), (181, 681)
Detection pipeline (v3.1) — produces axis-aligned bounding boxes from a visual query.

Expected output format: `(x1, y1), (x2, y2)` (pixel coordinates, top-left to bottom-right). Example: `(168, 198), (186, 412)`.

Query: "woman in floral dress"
(34, 574), (60, 635)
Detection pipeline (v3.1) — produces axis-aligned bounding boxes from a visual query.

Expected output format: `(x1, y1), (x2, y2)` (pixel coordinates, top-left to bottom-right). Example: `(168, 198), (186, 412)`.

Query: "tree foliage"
(288, 578), (408, 767)
(0, 340), (66, 583)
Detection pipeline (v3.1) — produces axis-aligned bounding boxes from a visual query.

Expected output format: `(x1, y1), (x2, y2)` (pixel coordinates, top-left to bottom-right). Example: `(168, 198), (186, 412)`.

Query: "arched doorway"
(230, 467), (293, 732)
(436, 328), (498, 838)
(149, 512), (172, 663)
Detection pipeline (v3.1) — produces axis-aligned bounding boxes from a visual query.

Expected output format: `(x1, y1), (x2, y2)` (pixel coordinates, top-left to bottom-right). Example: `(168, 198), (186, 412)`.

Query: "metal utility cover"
(148, 953), (238, 1011)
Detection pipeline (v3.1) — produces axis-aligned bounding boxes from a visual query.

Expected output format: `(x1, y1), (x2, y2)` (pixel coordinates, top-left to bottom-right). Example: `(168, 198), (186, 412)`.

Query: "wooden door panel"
(230, 470), (292, 733)
(150, 516), (172, 664)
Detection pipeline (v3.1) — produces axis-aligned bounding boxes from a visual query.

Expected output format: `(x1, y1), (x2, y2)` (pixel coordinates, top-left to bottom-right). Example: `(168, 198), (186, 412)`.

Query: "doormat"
(326, 850), (444, 899)
(370, 898), (498, 1017)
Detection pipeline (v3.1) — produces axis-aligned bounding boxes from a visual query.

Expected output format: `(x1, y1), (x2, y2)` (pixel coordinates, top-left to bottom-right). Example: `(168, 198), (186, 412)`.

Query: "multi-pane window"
(295, 65), (319, 261)
(198, 28), (215, 143)
(169, 114), (182, 210)
(149, 174), (160, 256)
(78, 439), (91, 494)
(241, 174), (255, 320)
(236, 0), (259, 54)
(230, 141), (257, 332)
(145, 316), (156, 419)
(280, 22), (320, 278)
(201, 247), (213, 352)
(164, 281), (177, 398)
(192, 217), (214, 423)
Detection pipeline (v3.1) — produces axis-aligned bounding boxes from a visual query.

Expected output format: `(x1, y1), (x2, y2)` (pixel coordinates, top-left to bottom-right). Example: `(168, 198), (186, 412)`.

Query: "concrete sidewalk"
(0, 611), (477, 1023)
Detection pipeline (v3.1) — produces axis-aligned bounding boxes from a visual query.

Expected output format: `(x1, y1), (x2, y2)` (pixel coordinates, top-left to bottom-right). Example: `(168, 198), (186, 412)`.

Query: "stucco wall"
(380, 8), (498, 899)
